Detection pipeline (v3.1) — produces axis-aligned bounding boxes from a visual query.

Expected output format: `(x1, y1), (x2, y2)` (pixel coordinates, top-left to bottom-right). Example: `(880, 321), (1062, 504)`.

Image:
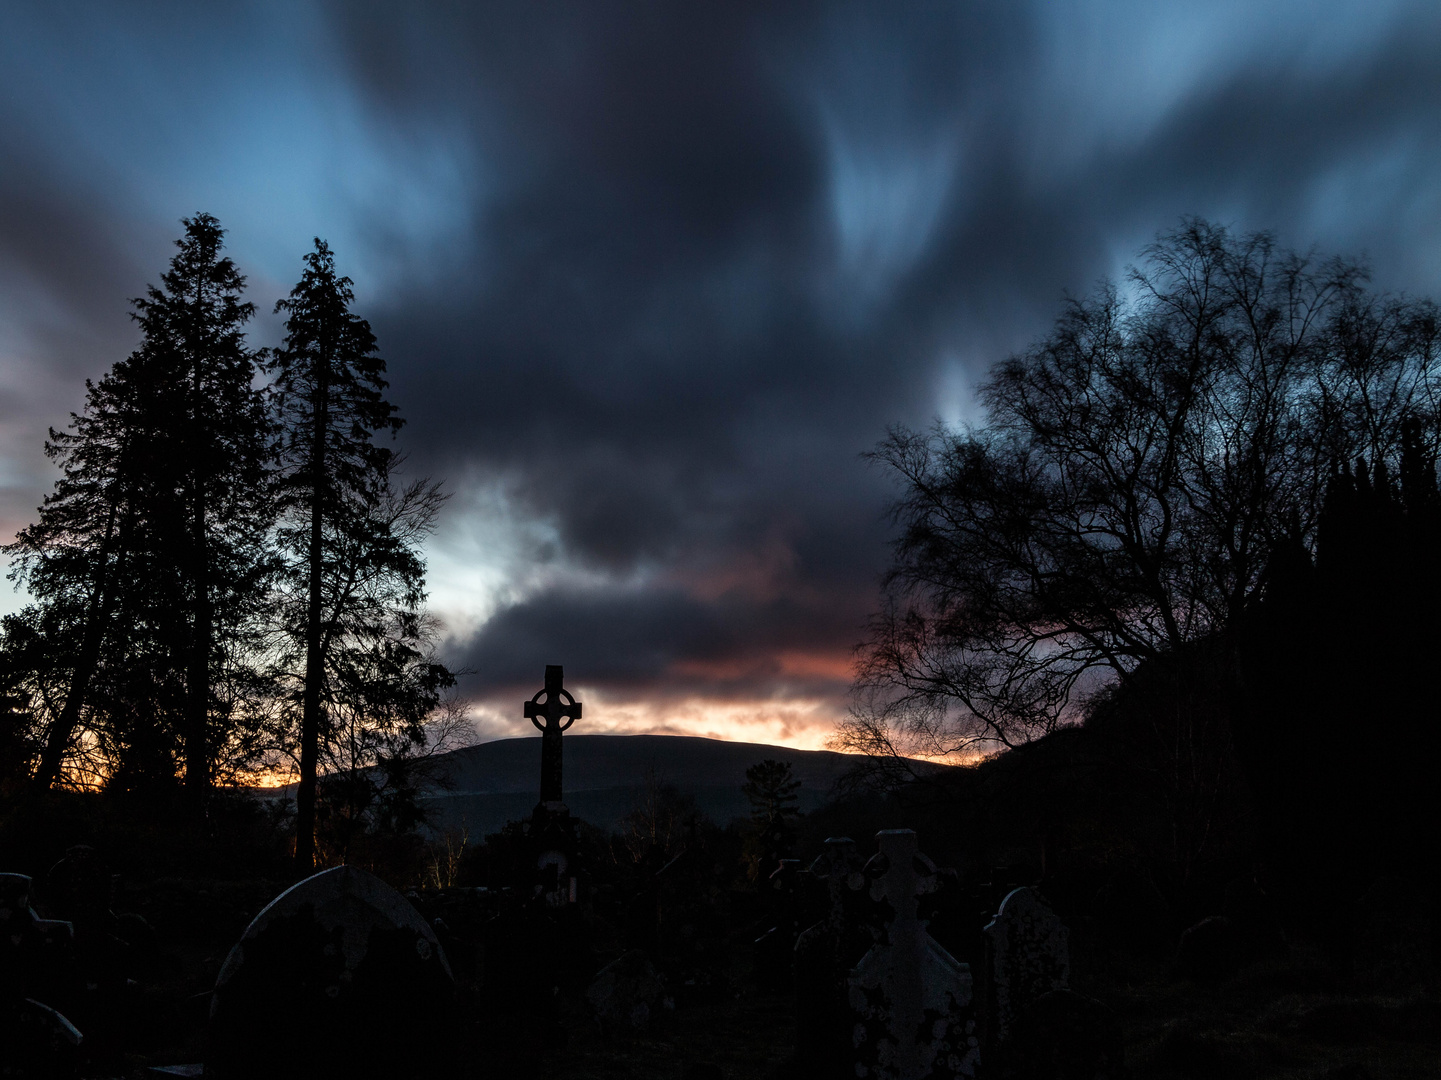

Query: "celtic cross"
(524, 665), (582, 805)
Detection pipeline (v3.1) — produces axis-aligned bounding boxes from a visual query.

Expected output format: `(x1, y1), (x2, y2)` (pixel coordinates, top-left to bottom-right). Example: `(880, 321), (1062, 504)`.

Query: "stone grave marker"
(523, 665), (584, 908)
(2, 872), (33, 998)
(795, 837), (869, 1075)
(753, 858), (802, 991)
(584, 949), (674, 1034)
(983, 886), (1070, 1046)
(847, 830), (979, 1080)
(5, 996), (84, 1079)
(207, 864), (454, 1080)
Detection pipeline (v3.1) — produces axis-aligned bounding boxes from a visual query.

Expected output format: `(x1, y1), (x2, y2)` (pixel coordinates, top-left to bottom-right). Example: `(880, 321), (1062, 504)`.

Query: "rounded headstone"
(206, 865), (454, 1080)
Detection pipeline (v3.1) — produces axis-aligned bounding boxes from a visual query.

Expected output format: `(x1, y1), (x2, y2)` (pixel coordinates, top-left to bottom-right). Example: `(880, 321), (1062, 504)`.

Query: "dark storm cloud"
(5, 2), (1441, 724)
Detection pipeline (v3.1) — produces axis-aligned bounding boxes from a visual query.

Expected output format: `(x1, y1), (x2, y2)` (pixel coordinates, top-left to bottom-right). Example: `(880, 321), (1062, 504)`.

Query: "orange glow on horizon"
(466, 686), (853, 754)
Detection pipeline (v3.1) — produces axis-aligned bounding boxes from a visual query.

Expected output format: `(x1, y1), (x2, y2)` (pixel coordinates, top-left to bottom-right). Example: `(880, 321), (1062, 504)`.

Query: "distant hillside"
(418, 733), (876, 836)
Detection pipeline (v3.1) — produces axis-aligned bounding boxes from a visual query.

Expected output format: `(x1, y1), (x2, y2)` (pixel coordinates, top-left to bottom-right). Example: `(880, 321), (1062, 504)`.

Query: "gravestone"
(45, 845), (114, 929)
(1, 872), (34, 998)
(754, 858), (802, 991)
(525, 663), (581, 811)
(524, 665), (583, 908)
(207, 865), (455, 1080)
(795, 837), (869, 1077)
(584, 949), (674, 1034)
(847, 830), (979, 1080)
(4, 996), (84, 1079)
(984, 886), (1070, 1047)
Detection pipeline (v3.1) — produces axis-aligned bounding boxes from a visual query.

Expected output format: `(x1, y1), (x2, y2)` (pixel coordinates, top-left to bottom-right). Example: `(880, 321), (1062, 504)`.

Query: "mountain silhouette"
(417, 733), (909, 835)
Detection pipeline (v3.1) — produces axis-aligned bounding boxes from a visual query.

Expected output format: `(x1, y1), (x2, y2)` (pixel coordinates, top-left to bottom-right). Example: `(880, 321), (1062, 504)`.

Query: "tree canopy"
(1, 217), (456, 836)
(846, 219), (1441, 760)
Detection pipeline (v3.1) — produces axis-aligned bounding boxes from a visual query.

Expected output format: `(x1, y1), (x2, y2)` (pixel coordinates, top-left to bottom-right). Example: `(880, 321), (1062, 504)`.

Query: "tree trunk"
(185, 483), (211, 801)
(294, 361), (330, 872)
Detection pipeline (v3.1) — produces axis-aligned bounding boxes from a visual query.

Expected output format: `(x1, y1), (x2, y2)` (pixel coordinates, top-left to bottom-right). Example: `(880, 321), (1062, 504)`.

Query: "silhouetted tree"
(742, 758), (801, 823)
(847, 219), (1440, 761)
(5, 361), (137, 787)
(5, 215), (273, 793)
(267, 239), (452, 869)
(1236, 432), (1441, 959)
(130, 214), (274, 800)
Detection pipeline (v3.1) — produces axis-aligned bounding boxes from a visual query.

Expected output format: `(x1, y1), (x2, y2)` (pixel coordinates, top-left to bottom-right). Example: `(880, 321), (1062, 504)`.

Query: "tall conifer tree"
(270, 239), (449, 870)
(134, 214), (272, 799)
(6, 214), (272, 792)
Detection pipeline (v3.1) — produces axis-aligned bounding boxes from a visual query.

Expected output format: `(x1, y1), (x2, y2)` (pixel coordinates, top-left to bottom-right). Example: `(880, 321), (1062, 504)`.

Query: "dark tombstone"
(795, 837), (869, 1079)
(848, 830), (979, 1080)
(523, 665), (584, 908)
(525, 663), (581, 811)
(206, 865), (455, 1080)
(654, 841), (730, 1003)
(1, 872), (33, 999)
(1091, 868), (1170, 953)
(1, 874), (78, 1014)
(2, 996), (84, 1079)
(44, 846), (113, 930)
(0, 871), (87, 1077)
(754, 858), (802, 992)
(996, 989), (1123, 1080)
(1175, 915), (1243, 982)
(757, 811), (797, 882)
(43, 845), (137, 1017)
(984, 887), (1070, 1049)
(584, 950), (674, 1034)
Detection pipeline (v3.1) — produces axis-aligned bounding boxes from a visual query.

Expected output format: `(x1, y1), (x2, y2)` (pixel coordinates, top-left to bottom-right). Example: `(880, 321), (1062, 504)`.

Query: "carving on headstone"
(847, 830), (979, 1080)
(983, 885), (1070, 1046)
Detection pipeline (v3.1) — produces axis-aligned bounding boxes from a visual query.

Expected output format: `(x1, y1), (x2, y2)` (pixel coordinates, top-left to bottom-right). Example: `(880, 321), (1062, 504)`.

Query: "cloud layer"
(4, 1), (1441, 744)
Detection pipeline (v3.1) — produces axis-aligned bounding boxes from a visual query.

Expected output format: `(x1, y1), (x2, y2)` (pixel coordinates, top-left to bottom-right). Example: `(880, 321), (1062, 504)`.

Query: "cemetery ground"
(1, 734), (1438, 1080)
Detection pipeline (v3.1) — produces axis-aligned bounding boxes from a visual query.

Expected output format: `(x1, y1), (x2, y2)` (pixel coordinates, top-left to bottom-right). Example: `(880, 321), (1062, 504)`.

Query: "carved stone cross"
(524, 665), (582, 806)
(848, 829), (978, 1080)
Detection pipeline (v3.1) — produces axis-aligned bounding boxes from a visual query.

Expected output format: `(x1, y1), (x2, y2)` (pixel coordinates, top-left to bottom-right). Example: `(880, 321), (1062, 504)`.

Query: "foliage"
(4, 214), (275, 794)
(265, 239), (454, 866)
(1236, 423), (1441, 919)
(0, 219), (458, 828)
(846, 219), (1441, 760)
(741, 758), (800, 824)
(616, 767), (699, 864)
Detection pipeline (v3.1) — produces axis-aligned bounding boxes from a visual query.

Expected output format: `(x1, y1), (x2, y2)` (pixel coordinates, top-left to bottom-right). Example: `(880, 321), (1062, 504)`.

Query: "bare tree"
(845, 219), (1440, 762)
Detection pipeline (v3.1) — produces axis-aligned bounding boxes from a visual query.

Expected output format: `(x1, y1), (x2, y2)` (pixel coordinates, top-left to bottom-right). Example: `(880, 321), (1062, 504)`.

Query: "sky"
(3, 1), (1441, 751)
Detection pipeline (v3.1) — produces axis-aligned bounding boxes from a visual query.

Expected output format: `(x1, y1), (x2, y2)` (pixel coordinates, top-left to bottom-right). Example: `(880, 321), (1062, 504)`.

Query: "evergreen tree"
(130, 214), (273, 799)
(269, 239), (451, 870)
(6, 215), (271, 792)
(742, 758), (801, 824)
(7, 352), (143, 787)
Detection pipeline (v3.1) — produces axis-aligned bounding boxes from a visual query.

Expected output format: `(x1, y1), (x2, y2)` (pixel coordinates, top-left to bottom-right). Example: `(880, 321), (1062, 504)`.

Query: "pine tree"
(269, 239), (451, 870)
(5, 214), (272, 793)
(132, 214), (273, 800)
(742, 759), (801, 824)
(8, 354), (144, 787)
